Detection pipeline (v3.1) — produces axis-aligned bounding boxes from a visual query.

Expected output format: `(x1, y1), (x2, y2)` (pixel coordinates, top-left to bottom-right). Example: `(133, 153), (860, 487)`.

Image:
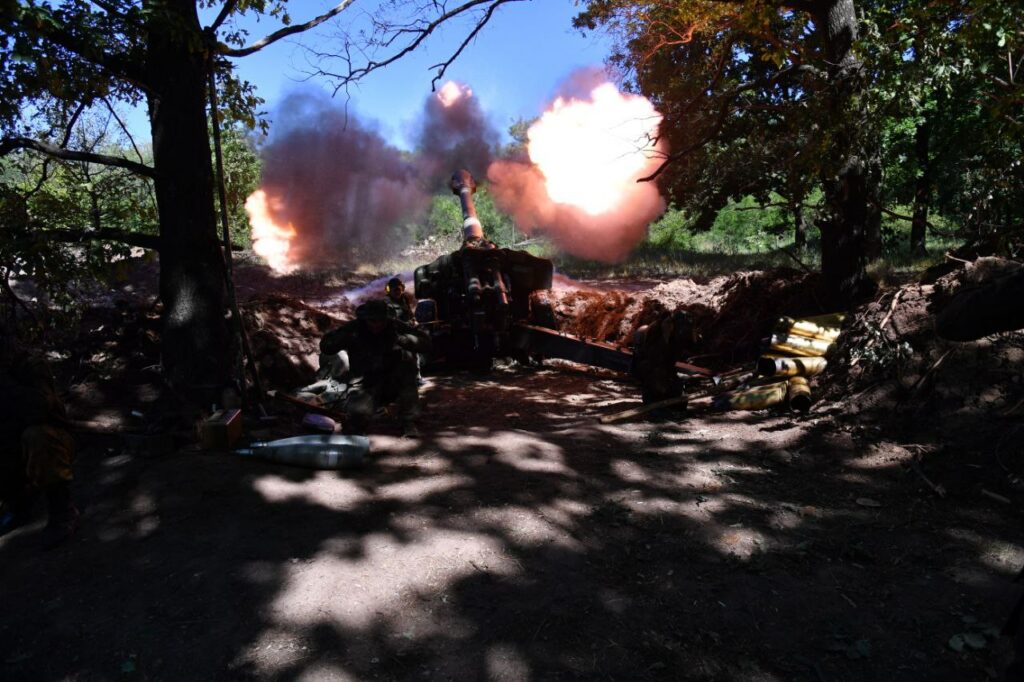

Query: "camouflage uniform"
(320, 300), (430, 435)
(0, 351), (78, 545)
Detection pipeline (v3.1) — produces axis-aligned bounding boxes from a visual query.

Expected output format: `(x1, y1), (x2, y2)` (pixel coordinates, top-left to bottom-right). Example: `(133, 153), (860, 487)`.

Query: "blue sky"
(183, 0), (615, 149)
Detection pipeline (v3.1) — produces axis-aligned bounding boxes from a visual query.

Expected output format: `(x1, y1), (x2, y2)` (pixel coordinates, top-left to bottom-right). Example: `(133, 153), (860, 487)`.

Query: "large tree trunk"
(813, 0), (876, 306)
(864, 153), (883, 262)
(792, 200), (806, 250)
(909, 120), (931, 257)
(146, 0), (231, 399)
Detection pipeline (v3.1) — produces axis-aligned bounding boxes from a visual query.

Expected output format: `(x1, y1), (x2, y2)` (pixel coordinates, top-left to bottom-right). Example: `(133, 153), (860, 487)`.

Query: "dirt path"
(1, 365), (1021, 681)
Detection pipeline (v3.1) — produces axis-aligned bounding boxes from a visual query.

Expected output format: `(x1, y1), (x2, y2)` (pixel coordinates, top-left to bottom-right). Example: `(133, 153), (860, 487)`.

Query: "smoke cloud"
(255, 84), (498, 267)
(251, 71), (665, 270)
(487, 161), (664, 263)
(413, 81), (497, 190)
(487, 68), (667, 263)
(259, 91), (425, 264)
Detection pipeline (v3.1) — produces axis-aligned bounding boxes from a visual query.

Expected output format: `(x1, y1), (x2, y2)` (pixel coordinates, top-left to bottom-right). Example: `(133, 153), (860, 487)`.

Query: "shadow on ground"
(1, 366), (1020, 681)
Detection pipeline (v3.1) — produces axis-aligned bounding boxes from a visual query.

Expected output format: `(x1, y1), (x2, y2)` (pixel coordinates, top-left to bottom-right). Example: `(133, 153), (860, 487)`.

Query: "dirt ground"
(2, 263), (1023, 681)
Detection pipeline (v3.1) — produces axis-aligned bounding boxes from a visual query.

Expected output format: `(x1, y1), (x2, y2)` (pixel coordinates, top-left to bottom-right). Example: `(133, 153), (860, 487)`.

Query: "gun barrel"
(450, 169), (483, 240)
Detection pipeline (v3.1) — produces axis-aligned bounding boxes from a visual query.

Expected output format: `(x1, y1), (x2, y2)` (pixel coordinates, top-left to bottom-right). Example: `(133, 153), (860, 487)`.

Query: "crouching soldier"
(0, 338), (79, 548)
(632, 309), (699, 406)
(320, 299), (430, 436)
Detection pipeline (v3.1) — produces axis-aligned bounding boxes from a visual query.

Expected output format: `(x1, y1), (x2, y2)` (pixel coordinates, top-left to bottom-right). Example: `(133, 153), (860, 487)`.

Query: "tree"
(1, 0), (523, 400)
(868, 0), (1022, 257)
(577, 1), (890, 304)
(0, 102), (159, 328)
(578, 0), (1022, 280)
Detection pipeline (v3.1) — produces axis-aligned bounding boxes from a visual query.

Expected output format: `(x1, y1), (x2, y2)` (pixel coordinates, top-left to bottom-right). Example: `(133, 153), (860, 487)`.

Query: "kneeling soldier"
(320, 299), (430, 436)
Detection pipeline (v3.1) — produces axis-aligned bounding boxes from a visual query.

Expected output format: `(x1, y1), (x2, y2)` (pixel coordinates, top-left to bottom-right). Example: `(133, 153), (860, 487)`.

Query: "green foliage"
(499, 117), (537, 159)
(213, 124), (262, 248)
(866, 0), (1023, 244)
(577, 0), (1023, 261)
(576, 0), (831, 225)
(409, 183), (521, 250)
(0, 105), (159, 317)
(849, 324), (914, 373)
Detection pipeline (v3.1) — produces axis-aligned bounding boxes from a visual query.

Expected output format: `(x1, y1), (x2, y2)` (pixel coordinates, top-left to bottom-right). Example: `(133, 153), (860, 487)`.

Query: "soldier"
(0, 331), (79, 548)
(320, 299), (430, 436)
(384, 277), (417, 325)
(632, 309), (699, 406)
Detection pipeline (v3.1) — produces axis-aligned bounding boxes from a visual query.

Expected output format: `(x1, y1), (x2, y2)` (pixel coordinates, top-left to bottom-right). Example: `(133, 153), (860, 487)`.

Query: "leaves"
(577, 0), (1023, 253)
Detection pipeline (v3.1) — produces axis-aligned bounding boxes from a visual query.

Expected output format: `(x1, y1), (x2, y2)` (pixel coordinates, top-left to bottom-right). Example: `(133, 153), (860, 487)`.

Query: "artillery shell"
(757, 356), (828, 378)
(786, 376), (812, 413)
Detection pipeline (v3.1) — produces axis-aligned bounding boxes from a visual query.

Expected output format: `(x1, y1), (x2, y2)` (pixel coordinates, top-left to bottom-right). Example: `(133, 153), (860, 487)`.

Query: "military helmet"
(385, 277), (404, 294)
(356, 298), (394, 322)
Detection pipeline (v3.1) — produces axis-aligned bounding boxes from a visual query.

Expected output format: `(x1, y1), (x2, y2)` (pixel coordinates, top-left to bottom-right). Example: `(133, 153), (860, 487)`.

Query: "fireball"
(437, 80), (472, 108)
(245, 189), (297, 274)
(487, 73), (667, 262)
(527, 82), (664, 215)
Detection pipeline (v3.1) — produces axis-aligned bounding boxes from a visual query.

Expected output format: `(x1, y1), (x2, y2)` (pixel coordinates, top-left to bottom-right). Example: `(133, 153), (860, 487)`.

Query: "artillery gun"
(413, 170), (712, 390)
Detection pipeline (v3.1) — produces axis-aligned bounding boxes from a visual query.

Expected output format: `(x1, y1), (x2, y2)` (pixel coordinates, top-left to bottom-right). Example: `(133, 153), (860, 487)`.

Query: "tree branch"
(22, 8), (150, 92)
(638, 64), (826, 182)
(25, 100), (88, 199)
(426, 0), (509, 89)
(878, 206), (954, 235)
(219, 1), (358, 57)
(733, 201), (820, 211)
(101, 96), (158, 206)
(0, 137), (156, 178)
(209, 0), (240, 32)
(307, 0), (525, 91)
(33, 228), (250, 253)
(88, 0), (127, 18)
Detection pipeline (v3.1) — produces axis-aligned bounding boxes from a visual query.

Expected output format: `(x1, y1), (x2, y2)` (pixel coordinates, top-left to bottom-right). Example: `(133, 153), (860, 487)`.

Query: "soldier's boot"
(0, 489), (38, 538)
(39, 481), (79, 549)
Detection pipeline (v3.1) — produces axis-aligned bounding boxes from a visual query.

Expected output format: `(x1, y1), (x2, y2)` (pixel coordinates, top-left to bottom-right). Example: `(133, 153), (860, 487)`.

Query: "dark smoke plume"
(413, 82), (497, 190)
(256, 85), (498, 265)
(258, 90), (425, 264)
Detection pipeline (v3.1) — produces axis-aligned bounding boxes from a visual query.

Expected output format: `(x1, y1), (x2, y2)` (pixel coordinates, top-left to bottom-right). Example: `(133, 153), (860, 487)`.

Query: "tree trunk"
(691, 186), (731, 233)
(910, 120), (931, 257)
(813, 0), (876, 306)
(146, 0), (231, 399)
(791, 199), (806, 250)
(864, 153), (883, 262)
